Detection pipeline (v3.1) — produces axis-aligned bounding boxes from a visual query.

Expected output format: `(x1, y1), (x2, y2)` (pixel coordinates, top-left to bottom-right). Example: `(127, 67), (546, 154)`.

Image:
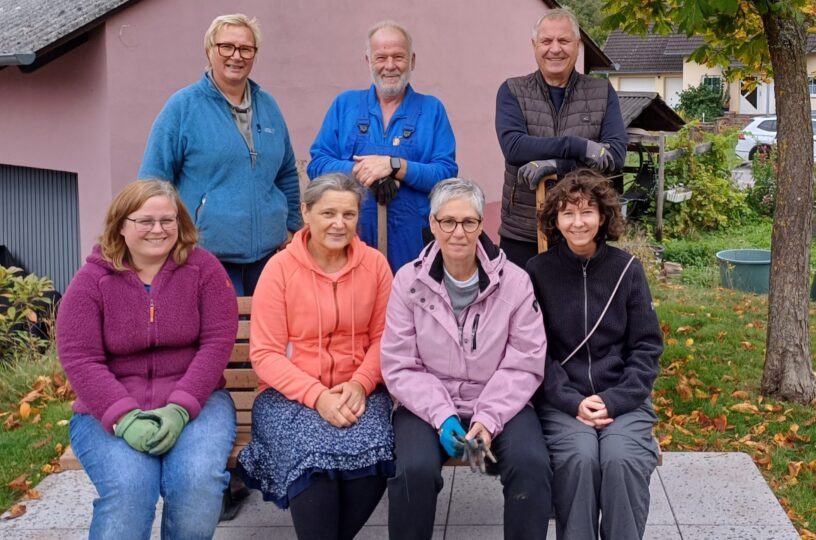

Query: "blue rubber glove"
(438, 416), (466, 458)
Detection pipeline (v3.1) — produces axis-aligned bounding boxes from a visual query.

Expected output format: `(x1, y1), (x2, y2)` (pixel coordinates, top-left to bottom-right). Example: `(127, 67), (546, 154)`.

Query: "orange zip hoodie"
(250, 228), (393, 408)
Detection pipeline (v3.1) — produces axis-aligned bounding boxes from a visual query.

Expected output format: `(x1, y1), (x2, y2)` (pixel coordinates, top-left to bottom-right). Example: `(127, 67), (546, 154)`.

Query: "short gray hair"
(366, 20), (413, 57)
(303, 173), (367, 211)
(532, 8), (580, 40)
(429, 178), (485, 218)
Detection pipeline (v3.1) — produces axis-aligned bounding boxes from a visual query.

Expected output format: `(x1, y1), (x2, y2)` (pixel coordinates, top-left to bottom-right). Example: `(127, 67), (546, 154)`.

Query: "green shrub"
(0, 266), (55, 363)
(746, 149), (777, 216)
(661, 126), (751, 236)
(676, 82), (726, 121)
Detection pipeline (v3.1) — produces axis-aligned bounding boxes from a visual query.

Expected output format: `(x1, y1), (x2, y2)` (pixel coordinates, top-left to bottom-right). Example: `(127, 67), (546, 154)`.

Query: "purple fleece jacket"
(56, 245), (238, 432)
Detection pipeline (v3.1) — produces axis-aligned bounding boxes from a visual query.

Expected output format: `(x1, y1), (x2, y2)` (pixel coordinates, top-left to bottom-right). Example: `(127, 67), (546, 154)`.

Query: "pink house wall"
(1, 0), (584, 257)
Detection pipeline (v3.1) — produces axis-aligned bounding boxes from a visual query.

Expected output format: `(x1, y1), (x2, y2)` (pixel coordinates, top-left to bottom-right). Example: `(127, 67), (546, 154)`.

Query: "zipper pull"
(471, 313), (480, 352)
(149, 299), (155, 323)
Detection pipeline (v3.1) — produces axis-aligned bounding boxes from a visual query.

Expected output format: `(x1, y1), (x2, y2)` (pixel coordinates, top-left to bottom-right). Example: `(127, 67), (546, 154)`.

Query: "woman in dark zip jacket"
(526, 169), (663, 540)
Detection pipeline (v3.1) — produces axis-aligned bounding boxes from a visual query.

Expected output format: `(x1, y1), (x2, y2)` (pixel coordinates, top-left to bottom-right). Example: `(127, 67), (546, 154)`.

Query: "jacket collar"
(419, 233), (503, 292)
(555, 239), (608, 267)
(285, 227), (366, 279)
(201, 72), (259, 102)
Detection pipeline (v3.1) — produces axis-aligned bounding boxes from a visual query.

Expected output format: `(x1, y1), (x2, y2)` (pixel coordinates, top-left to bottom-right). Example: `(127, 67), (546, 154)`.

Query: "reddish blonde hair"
(99, 179), (198, 271)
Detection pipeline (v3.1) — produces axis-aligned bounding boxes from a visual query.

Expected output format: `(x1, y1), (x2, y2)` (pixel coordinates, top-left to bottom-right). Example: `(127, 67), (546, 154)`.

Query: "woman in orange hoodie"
(237, 173), (394, 539)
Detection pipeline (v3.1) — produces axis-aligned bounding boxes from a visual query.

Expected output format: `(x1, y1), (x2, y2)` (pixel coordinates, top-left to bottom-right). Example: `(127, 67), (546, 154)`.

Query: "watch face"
(391, 157), (401, 171)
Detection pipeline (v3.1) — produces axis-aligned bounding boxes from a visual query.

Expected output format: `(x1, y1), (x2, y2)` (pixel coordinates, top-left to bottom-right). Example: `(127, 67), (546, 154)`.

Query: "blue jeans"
(70, 389), (236, 540)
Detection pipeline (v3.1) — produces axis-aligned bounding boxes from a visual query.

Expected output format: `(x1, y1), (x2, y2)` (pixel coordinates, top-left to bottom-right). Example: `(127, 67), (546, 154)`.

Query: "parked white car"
(735, 116), (816, 161)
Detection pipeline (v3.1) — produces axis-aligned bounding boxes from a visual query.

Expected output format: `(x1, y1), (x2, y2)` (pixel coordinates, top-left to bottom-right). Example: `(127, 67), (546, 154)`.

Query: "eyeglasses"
(125, 217), (178, 232)
(215, 43), (257, 59)
(434, 216), (482, 233)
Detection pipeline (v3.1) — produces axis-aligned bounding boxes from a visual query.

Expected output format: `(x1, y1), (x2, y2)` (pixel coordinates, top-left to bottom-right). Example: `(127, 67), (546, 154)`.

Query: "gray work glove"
(517, 159), (558, 190)
(584, 140), (614, 172)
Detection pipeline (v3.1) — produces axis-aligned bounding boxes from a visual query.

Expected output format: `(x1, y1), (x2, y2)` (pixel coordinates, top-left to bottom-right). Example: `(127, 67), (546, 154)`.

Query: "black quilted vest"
(499, 70), (609, 242)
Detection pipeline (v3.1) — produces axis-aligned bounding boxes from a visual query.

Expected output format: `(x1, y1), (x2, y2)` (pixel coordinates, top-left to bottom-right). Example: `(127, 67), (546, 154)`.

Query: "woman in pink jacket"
(381, 177), (552, 540)
(238, 173), (394, 540)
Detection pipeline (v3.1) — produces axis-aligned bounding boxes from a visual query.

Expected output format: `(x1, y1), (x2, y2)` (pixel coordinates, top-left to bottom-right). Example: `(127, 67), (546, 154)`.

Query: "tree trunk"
(760, 8), (816, 403)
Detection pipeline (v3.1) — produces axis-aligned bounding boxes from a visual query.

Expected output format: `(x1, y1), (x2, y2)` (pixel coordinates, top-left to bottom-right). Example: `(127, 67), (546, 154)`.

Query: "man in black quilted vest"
(495, 8), (626, 268)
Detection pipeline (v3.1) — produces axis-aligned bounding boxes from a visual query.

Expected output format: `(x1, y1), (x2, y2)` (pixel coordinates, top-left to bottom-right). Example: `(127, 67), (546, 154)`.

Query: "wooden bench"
(60, 295), (660, 470)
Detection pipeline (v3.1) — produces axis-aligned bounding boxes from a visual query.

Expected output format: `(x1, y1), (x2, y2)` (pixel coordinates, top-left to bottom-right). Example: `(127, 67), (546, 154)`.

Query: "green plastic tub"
(716, 249), (771, 294)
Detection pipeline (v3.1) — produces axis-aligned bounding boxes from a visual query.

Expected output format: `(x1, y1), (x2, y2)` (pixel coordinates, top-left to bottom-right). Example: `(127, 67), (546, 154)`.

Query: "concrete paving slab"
(677, 524), (800, 540)
(646, 469), (675, 525)
(0, 453), (800, 539)
(659, 452), (797, 537)
(446, 467), (504, 525)
(643, 524), (683, 539)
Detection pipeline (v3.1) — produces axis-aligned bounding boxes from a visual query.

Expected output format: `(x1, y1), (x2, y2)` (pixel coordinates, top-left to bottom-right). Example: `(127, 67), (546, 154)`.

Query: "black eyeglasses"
(125, 217), (178, 232)
(215, 43), (257, 59)
(434, 216), (482, 233)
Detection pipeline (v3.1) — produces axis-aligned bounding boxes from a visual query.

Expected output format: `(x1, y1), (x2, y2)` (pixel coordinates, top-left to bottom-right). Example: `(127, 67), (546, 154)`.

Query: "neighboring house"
(0, 0), (612, 290)
(599, 30), (816, 117)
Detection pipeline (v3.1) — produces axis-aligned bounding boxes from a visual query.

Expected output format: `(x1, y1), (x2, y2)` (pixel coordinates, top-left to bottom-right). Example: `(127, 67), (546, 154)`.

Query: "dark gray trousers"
(539, 400), (659, 540)
(388, 406), (552, 540)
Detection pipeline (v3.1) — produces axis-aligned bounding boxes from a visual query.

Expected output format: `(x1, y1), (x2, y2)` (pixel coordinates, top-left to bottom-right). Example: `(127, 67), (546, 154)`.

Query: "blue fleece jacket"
(139, 74), (302, 264)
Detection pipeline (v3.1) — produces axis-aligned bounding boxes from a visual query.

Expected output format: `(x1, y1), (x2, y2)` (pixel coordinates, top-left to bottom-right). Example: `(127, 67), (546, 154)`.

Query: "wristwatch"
(390, 156), (401, 176)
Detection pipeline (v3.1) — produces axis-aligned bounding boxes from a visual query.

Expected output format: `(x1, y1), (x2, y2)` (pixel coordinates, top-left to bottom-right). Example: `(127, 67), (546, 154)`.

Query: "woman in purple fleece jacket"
(57, 179), (238, 540)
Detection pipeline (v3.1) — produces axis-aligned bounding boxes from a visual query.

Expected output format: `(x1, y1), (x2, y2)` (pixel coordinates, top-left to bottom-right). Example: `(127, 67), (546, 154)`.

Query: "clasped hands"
(576, 394), (613, 429)
(316, 381), (367, 428)
(114, 403), (190, 455)
(516, 138), (614, 190)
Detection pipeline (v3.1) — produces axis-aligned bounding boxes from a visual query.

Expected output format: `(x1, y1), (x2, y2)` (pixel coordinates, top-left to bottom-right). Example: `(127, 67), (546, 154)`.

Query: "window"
(702, 75), (723, 93)
(808, 77), (816, 96)
(757, 120), (776, 132)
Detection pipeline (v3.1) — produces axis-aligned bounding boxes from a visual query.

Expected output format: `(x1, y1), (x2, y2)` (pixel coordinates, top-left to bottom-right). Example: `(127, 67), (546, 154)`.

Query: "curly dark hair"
(537, 168), (625, 245)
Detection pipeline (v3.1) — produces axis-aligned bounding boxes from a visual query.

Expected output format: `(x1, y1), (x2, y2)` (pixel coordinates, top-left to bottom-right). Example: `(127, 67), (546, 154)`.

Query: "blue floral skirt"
(237, 386), (395, 509)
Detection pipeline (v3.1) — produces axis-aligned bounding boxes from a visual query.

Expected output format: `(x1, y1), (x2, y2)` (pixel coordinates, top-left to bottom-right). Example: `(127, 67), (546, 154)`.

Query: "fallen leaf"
(788, 461), (803, 479)
(32, 438), (50, 449)
(712, 415), (728, 432)
(685, 338), (694, 347)
(19, 402), (30, 421)
(666, 338), (678, 347)
(3, 504), (26, 520)
(716, 331), (728, 341)
(739, 341), (754, 350)
(677, 381), (693, 401)
(6, 475), (28, 491)
(3, 414), (20, 430)
(31, 414), (40, 425)
(56, 419), (68, 427)
(23, 489), (40, 500)
(54, 443), (63, 454)
(658, 433), (673, 446)
(764, 404), (783, 412)
(731, 390), (750, 399)
(41, 464), (53, 474)
(19, 390), (41, 404)
(730, 402), (760, 414)
(677, 325), (693, 334)
(722, 375), (736, 382)
(752, 423), (767, 436)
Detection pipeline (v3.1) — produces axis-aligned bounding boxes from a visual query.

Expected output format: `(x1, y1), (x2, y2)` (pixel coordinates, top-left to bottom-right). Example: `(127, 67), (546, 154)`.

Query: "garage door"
(619, 77), (656, 92)
(0, 164), (81, 292)
(665, 77), (683, 109)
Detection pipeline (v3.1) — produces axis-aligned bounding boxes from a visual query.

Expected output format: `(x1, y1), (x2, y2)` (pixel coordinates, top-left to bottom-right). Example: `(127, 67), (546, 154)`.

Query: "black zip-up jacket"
(525, 241), (662, 418)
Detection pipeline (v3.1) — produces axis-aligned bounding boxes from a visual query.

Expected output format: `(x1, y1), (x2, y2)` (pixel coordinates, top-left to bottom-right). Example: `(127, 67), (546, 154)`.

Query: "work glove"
(144, 403), (190, 456)
(517, 160), (558, 190)
(455, 434), (498, 474)
(584, 140), (615, 172)
(370, 176), (400, 205)
(438, 415), (466, 459)
(114, 409), (162, 453)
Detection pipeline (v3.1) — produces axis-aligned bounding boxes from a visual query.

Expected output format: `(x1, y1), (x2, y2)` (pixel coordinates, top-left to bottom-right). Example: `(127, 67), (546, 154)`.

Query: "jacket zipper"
(471, 313), (480, 352)
(325, 281), (340, 388)
(148, 297), (156, 406)
(582, 260), (596, 394)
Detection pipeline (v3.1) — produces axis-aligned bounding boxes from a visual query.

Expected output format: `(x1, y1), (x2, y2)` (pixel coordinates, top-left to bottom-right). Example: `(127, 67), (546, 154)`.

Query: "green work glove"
(144, 404), (190, 456)
(114, 409), (162, 453)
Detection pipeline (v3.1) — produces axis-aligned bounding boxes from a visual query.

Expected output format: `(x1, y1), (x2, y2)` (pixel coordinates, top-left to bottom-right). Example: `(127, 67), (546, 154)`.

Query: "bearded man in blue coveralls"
(308, 20), (458, 272)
